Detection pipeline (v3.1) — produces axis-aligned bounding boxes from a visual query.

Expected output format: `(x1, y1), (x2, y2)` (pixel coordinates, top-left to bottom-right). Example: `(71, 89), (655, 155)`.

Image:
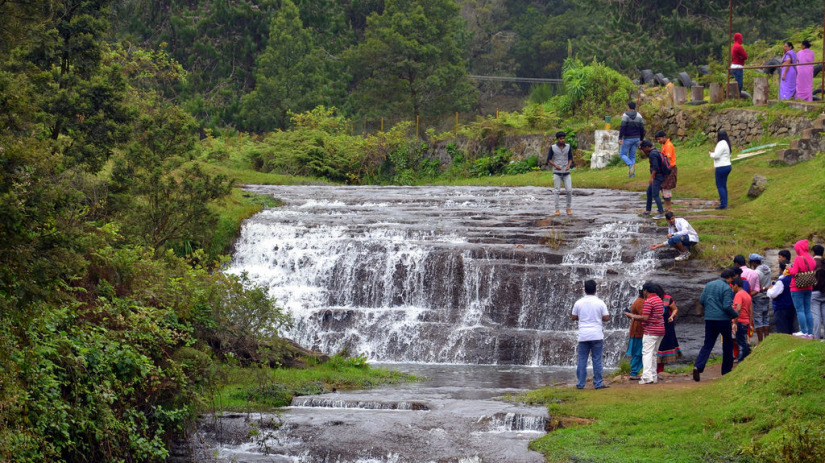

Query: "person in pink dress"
(779, 41), (797, 100)
(796, 40), (815, 101)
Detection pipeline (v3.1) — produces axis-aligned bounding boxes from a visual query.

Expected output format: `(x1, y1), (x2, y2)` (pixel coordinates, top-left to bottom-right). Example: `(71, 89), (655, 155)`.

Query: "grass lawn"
(520, 335), (825, 462)
(208, 356), (413, 412)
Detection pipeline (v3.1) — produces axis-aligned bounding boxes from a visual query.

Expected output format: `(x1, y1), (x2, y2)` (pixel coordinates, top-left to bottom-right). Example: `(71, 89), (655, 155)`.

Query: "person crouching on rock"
(649, 212), (699, 261)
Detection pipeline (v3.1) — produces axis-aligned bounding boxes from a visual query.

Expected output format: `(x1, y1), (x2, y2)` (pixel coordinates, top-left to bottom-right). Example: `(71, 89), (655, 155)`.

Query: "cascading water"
(193, 186), (672, 463)
(228, 185), (657, 366)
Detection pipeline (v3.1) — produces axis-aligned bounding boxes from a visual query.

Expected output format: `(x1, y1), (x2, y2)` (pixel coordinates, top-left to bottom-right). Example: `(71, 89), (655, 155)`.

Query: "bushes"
(0, 236), (292, 462)
(552, 57), (635, 119)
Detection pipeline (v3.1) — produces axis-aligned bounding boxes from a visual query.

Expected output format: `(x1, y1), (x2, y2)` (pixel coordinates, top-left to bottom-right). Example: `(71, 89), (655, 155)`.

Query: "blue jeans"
(736, 322), (750, 361)
(715, 165), (732, 208)
(812, 291), (825, 338)
(645, 175), (664, 213)
(576, 340), (604, 389)
(667, 234), (694, 247)
(626, 337), (642, 376)
(694, 319), (734, 375)
(619, 138), (640, 167)
(791, 290), (813, 335)
(731, 68), (743, 92)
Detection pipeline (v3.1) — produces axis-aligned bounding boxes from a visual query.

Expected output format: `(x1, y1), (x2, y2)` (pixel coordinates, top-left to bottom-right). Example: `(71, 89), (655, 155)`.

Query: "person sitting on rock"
(649, 212), (699, 261)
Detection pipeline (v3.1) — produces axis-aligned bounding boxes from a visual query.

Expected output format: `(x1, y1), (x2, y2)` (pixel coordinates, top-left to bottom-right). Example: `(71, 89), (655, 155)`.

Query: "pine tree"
(240, 0), (323, 131)
(349, 0), (477, 119)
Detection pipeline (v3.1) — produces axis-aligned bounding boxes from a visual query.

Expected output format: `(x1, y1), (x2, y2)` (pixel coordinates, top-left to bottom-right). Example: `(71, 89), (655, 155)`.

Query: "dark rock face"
(229, 186), (719, 366)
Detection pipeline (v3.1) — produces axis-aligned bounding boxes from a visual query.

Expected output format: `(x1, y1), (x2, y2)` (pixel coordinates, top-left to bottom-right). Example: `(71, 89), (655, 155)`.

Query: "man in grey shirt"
(546, 131), (574, 216)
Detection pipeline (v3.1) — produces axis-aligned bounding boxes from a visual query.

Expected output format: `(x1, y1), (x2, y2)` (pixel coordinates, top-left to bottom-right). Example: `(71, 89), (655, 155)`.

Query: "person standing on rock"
(639, 140), (667, 219)
(624, 282), (665, 385)
(546, 131), (573, 216)
(572, 279), (610, 389)
(649, 212), (698, 261)
(618, 102), (645, 178)
(656, 131), (677, 211)
(730, 32), (748, 93)
(693, 268), (737, 382)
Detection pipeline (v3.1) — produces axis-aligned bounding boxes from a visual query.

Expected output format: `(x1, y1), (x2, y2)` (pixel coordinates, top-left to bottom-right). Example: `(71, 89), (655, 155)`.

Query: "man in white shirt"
(649, 212), (699, 261)
(571, 280), (610, 389)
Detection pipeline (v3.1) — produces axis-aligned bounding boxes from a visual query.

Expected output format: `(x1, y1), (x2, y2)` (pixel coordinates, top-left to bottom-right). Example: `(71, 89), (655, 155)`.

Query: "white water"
(228, 186), (656, 366)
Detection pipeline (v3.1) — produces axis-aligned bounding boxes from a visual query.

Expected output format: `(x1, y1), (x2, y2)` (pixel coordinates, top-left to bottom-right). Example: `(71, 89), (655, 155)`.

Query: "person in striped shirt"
(625, 282), (665, 384)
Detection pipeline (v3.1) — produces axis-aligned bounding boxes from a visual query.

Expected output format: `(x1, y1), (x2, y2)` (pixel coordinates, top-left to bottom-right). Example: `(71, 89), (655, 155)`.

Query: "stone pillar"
(674, 86), (687, 104)
(691, 85), (704, 103)
(753, 77), (769, 105)
(710, 83), (724, 103)
(727, 82), (740, 99)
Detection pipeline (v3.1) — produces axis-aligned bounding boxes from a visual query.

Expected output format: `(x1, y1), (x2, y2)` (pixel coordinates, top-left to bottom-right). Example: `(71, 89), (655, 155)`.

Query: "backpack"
(655, 150), (672, 176)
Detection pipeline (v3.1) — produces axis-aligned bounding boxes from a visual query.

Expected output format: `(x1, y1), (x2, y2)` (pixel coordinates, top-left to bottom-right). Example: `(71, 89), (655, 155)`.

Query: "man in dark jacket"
(693, 268), (738, 381)
(618, 101), (645, 178)
(639, 140), (665, 219)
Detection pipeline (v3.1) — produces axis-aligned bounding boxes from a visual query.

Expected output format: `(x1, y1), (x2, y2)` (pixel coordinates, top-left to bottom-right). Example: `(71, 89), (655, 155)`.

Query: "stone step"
(812, 115), (825, 130)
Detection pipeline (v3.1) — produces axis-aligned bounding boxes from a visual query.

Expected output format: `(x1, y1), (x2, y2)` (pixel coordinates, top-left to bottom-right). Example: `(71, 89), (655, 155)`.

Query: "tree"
(349, 0), (477, 119)
(15, 0), (133, 173)
(240, 0), (324, 131)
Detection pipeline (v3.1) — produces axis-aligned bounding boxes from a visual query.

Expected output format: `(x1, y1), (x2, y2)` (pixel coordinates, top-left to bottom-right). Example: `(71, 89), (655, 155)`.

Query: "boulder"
(747, 174), (768, 198)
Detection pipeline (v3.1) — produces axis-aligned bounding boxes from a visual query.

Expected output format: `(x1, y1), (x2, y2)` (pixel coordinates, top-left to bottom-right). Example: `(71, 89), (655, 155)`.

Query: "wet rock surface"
(230, 185), (719, 366)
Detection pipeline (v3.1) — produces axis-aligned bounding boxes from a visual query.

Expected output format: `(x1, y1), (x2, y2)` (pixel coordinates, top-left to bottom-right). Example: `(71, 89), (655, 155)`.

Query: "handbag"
(794, 260), (817, 288)
(795, 270), (817, 288)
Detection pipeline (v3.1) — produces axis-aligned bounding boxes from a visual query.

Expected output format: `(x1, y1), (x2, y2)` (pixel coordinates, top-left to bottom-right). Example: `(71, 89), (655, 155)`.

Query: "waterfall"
(228, 186), (657, 366)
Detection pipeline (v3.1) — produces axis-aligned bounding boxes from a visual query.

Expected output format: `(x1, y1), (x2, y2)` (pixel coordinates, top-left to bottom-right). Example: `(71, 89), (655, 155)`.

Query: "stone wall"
(650, 107), (814, 147)
(428, 108), (812, 165)
(429, 132), (595, 165)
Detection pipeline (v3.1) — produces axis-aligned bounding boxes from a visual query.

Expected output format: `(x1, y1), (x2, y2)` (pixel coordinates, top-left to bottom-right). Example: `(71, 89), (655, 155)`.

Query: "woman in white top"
(709, 130), (732, 209)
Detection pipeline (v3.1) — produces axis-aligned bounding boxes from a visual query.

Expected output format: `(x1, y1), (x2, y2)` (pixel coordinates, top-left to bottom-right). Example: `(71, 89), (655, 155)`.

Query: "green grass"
(203, 189), (283, 259)
(208, 355), (414, 412)
(521, 335), (825, 462)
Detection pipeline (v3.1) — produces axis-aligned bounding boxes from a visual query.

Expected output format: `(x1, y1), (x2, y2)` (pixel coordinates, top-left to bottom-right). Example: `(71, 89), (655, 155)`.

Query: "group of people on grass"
(572, 240), (825, 388)
(617, 101), (733, 215)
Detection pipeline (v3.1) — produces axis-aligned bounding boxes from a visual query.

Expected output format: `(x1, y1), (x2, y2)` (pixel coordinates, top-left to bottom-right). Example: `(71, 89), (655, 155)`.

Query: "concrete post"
(753, 77), (769, 105)
(727, 82), (740, 99)
(674, 86), (687, 104)
(691, 86), (704, 103)
(710, 83), (724, 103)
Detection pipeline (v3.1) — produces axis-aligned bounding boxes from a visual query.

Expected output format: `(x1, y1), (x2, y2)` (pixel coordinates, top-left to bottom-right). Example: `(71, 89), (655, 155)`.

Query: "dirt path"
(604, 362), (725, 390)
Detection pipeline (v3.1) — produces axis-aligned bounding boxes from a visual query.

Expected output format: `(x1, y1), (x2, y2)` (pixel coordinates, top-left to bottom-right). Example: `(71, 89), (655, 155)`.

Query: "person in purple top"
(779, 41), (798, 100)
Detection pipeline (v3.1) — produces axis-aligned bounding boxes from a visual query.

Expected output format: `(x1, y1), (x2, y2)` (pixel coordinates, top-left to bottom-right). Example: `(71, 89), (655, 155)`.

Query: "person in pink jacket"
(789, 239), (817, 338)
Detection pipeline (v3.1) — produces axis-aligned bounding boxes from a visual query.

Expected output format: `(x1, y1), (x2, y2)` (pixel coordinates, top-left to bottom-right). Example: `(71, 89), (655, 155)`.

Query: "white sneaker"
(674, 253), (689, 262)
(793, 332), (806, 337)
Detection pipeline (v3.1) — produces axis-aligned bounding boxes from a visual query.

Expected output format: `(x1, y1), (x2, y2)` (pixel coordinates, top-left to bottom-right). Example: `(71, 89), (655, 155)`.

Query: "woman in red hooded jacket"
(731, 32), (748, 93)
(789, 239), (817, 338)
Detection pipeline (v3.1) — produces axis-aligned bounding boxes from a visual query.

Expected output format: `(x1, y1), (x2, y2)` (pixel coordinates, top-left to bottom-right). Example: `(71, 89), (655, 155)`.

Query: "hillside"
(521, 334), (825, 462)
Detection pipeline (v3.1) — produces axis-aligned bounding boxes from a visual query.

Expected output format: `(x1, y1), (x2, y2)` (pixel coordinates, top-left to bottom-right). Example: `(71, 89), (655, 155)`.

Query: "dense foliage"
(0, 2), (290, 461)
(107, 0), (823, 129)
